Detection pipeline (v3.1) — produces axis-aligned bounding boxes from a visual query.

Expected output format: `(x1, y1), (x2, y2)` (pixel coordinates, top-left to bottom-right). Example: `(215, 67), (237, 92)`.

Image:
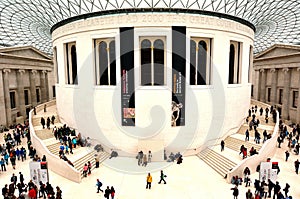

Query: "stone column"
(30, 70), (37, 106)
(40, 70), (47, 103)
(45, 72), (49, 100)
(3, 69), (11, 125)
(297, 68), (300, 123)
(259, 69), (266, 102)
(253, 69), (260, 100)
(282, 68), (291, 120)
(17, 69), (26, 118)
(270, 68), (278, 105)
(0, 69), (7, 125)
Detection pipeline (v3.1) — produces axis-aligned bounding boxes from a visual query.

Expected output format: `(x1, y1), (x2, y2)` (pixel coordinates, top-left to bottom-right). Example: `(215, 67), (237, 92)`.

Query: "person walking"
(282, 183), (290, 198)
(273, 181), (281, 199)
(96, 179), (103, 193)
(221, 140), (225, 152)
(158, 170), (167, 184)
(56, 186), (62, 199)
(46, 117), (51, 129)
(146, 173), (152, 189)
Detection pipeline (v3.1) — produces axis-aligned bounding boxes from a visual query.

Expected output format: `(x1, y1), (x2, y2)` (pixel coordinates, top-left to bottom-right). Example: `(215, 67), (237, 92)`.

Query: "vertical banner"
(120, 27), (135, 126)
(172, 26), (186, 127)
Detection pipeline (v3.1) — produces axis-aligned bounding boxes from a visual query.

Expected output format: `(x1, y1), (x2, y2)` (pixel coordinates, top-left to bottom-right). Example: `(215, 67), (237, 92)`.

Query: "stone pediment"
(255, 44), (300, 59)
(0, 46), (51, 60)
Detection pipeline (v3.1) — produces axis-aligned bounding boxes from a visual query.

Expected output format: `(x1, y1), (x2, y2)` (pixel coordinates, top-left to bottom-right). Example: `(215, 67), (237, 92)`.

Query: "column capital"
(270, 68), (277, 73)
(297, 67), (300, 72)
(31, 70), (37, 75)
(41, 70), (48, 74)
(282, 68), (289, 74)
(259, 68), (265, 73)
(3, 68), (11, 74)
(18, 69), (25, 74)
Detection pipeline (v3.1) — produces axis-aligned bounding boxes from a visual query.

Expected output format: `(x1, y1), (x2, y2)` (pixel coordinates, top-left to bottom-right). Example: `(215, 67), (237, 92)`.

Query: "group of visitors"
(95, 179), (115, 199)
(2, 174), (62, 199)
(40, 115), (55, 129)
(137, 150), (152, 167)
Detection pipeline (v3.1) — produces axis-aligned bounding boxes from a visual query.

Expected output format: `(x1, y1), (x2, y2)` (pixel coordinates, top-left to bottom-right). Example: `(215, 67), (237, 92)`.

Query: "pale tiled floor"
(1, 105), (300, 199)
(1, 131), (300, 199)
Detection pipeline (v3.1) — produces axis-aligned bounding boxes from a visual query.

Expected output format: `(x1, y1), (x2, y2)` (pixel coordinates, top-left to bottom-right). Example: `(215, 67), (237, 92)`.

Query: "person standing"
(273, 181), (281, 199)
(285, 151), (290, 161)
(56, 186), (62, 199)
(41, 117), (45, 129)
(19, 172), (24, 184)
(146, 173), (152, 189)
(148, 151), (152, 163)
(231, 185), (239, 199)
(245, 129), (250, 141)
(142, 154), (148, 167)
(95, 158), (100, 168)
(221, 140), (225, 152)
(96, 179), (103, 193)
(51, 115), (55, 125)
(104, 186), (111, 199)
(295, 159), (299, 174)
(46, 117), (51, 129)
(158, 170), (166, 184)
(246, 189), (253, 199)
(110, 186), (115, 199)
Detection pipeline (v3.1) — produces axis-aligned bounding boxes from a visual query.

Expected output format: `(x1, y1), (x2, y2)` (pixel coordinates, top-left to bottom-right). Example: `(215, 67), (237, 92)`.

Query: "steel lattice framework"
(0, 0), (299, 54)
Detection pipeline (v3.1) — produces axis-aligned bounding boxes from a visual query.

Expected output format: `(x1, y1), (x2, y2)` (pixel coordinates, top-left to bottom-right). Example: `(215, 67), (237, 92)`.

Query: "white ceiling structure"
(0, 0), (299, 54)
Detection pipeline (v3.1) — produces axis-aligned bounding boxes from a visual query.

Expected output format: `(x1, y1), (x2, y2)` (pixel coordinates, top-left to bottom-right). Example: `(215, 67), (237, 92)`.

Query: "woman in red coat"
(28, 186), (37, 199)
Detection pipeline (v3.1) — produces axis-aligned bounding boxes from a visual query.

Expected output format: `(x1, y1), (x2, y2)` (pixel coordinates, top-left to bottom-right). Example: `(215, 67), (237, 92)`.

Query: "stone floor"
(0, 144), (300, 199)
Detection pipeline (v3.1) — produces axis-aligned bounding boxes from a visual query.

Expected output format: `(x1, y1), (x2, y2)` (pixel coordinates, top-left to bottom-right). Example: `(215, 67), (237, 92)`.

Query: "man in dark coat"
(41, 117), (45, 129)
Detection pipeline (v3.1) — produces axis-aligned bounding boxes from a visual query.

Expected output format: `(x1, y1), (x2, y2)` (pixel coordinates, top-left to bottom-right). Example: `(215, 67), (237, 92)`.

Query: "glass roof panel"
(0, 0), (299, 54)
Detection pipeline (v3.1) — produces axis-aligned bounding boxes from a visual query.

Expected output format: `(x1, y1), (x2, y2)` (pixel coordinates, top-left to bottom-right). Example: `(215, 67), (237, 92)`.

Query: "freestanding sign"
(260, 162), (277, 182)
(29, 161), (49, 187)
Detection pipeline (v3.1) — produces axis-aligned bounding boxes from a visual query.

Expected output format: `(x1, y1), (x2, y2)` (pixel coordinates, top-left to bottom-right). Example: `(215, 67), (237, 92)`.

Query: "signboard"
(260, 162), (277, 182)
(29, 161), (49, 188)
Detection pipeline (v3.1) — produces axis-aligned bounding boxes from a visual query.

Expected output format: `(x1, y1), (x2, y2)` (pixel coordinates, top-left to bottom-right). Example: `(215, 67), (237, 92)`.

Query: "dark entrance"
(26, 107), (31, 119)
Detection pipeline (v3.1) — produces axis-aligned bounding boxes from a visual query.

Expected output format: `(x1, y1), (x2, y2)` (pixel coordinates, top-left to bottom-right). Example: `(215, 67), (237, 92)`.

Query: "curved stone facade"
(52, 12), (254, 156)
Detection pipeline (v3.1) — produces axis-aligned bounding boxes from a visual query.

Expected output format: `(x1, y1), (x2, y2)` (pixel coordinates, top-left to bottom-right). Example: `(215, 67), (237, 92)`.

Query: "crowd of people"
(0, 121), (63, 199)
(229, 104), (299, 199)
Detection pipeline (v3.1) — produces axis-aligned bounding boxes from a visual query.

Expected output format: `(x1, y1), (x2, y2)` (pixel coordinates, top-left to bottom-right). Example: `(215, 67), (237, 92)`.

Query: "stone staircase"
(73, 150), (110, 178)
(224, 136), (262, 152)
(197, 148), (237, 177)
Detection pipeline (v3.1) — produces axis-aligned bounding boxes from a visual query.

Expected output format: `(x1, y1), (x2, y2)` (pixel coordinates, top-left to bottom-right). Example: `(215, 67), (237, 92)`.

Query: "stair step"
(197, 148), (237, 177)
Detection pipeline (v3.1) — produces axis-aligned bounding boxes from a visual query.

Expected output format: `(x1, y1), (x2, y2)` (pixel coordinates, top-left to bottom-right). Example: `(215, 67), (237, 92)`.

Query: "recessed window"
(190, 38), (212, 85)
(278, 88), (283, 104)
(267, 88), (271, 102)
(53, 47), (59, 84)
(52, 86), (56, 98)
(94, 39), (116, 86)
(248, 45), (253, 83)
(140, 37), (165, 86)
(64, 42), (78, 84)
(36, 88), (40, 103)
(24, 90), (29, 105)
(10, 91), (16, 109)
(292, 91), (298, 108)
(228, 41), (242, 84)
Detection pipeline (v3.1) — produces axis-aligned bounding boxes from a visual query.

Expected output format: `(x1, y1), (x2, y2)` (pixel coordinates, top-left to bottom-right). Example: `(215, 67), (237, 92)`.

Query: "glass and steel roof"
(0, 0), (299, 54)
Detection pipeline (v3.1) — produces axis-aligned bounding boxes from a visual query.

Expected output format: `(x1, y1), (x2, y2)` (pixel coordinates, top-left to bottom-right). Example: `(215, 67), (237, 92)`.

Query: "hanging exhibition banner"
(171, 26), (186, 127)
(29, 161), (49, 188)
(120, 27), (135, 126)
